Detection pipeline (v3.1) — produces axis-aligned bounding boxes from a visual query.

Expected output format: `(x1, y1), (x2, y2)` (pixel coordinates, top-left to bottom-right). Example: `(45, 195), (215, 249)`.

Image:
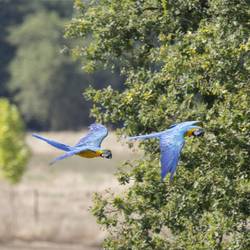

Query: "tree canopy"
(67, 0), (250, 249)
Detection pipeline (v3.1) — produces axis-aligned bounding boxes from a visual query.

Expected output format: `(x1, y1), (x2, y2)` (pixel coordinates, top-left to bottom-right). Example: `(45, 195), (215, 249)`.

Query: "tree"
(8, 6), (122, 130)
(8, 11), (89, 130)
(0, 98), (29, 183)
(0, 0), (73, 97)
(0, 0), (30, 97)
(67, 0), (249, 249)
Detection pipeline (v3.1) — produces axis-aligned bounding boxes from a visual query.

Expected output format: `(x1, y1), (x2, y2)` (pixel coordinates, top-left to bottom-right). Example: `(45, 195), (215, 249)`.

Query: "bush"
(0, 98), (29, 183)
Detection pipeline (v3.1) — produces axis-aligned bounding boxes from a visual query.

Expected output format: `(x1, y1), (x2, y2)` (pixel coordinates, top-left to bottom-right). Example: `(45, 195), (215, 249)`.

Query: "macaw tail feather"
(32, 134), (72, 152)
(128, 131), (163, 141)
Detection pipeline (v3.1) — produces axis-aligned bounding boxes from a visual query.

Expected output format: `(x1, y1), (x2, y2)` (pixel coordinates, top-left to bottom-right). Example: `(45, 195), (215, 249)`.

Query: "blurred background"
(0, 0), (123, 131)
(0, 0), (127, 249)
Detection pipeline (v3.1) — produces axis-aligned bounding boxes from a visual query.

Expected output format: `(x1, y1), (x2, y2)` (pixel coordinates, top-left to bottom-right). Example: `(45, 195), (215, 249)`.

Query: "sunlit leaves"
(0, 99), (29, 183)
(67, 0), (250, 248)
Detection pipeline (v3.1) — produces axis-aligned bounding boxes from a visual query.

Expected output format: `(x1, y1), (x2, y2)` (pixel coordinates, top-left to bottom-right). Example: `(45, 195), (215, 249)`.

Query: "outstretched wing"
(50, 145), (96, 165)
(32, 134), (72, 152)
(75, 123), (108, 147)
(160, 134), (184, 180)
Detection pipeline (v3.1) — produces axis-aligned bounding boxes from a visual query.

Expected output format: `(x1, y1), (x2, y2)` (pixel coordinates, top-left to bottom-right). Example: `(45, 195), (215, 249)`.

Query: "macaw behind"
(32, 123), (112, 165)
(128, 121), (204, 180)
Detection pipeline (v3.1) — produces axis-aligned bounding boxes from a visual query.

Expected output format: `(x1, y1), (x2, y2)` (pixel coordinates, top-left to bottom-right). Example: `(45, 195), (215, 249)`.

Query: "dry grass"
(0, 131), (141, 250)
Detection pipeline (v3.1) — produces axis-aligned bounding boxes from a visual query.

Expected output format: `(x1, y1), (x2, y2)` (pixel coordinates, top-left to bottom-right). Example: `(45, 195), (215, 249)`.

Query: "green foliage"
(0, 98), (29, 183)
(67, 0), (250, 249)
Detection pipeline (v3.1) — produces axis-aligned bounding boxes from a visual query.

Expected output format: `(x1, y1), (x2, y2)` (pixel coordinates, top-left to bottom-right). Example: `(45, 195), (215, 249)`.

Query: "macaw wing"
(75, 123), (108, 147)
(50, 145), (96, 165)
(160, 135), (184, 180)
(32, 134), (72, 152)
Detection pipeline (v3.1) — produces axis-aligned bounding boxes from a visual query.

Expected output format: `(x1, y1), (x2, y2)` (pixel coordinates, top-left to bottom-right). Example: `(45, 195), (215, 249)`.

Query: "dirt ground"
(0, 241), (97, 250)
(0, 131), (140, 250)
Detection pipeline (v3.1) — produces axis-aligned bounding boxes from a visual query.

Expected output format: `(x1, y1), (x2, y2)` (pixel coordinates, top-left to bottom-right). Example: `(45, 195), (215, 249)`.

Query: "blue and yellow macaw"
(32, 123), (112, 165)
(128, 121), (204, 180)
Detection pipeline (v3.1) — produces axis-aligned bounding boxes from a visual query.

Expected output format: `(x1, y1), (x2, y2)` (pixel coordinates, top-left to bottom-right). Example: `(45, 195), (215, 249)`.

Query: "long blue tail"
(128, 131), (164, 141)
(32, 134), (72, 152)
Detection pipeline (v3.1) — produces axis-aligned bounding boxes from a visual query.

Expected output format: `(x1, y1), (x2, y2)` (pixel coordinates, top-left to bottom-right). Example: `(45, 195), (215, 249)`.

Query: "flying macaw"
(32, 123), (112, 165)
(128, 121), (204, 180)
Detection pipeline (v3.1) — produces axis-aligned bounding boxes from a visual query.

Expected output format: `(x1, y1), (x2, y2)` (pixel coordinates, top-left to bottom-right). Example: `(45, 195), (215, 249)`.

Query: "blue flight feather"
(159, 134), (184, 180)
(75, 123), (108, 147)
(32, 134), (72, 152)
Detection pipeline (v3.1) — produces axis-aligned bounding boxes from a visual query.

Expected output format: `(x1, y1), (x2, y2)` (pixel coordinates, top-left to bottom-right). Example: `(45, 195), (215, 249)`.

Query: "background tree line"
(0, 0), (122, 131)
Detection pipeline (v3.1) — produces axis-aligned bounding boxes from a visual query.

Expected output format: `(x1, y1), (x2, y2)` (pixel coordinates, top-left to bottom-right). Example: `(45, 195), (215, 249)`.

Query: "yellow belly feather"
(76, 150), (102, 158)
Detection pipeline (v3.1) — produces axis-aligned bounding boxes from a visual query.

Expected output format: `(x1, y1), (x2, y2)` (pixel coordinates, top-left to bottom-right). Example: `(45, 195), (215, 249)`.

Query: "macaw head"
(169, 121), (204, 138)
(101, 149), (112, 159)
(185, 126), (204, 137)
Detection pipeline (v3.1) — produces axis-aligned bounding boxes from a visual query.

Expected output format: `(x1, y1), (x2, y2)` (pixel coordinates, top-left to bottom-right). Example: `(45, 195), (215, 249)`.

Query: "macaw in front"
(32, 123), (112, 165)
(128, 121), (204, 181)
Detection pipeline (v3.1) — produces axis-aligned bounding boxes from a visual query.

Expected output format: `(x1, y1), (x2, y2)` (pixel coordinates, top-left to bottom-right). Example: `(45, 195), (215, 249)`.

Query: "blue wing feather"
(32, 134), (72, 152)
(75, 123), (108, 147)
(160, 134), (184, 180)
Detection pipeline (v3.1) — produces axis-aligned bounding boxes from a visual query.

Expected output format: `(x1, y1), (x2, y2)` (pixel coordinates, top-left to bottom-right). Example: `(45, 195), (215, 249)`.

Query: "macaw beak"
(106, 154), (112, 159)
(101, 150), (112, 159)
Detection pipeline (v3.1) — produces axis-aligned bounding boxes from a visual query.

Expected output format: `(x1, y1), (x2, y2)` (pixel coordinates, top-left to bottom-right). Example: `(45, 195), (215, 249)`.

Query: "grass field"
(0, 131), (140, 250)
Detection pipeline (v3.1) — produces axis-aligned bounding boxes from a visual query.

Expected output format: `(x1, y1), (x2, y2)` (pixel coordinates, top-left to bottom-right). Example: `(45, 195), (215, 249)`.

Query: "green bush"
(0, 99), (29, 183)
(67, 0), (249, 249)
